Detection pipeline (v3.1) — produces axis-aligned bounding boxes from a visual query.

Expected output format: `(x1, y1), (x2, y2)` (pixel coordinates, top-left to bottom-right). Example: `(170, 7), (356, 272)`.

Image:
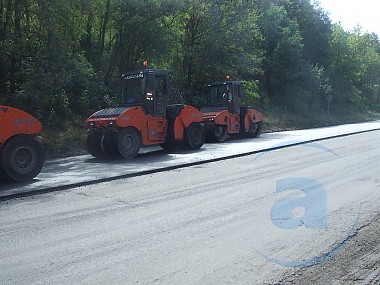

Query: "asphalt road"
(0, 126), (380, 284)
(1, 121), (380, 199)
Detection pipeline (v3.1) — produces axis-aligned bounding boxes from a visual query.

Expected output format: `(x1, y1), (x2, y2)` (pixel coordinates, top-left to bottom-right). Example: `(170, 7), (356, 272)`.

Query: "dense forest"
(1, 0), (380, 153)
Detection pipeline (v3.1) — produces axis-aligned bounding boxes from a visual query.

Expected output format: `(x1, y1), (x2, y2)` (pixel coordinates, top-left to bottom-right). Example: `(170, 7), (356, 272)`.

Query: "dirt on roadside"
(273, 214), (380, 285)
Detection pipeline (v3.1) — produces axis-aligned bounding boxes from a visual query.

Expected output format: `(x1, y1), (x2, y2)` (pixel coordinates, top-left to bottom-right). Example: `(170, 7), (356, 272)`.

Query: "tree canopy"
(1, 0), (380, 129)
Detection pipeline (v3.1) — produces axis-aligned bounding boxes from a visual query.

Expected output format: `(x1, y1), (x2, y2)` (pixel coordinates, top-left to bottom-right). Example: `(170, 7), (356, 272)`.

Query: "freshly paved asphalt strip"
(1, 121), (380, 199)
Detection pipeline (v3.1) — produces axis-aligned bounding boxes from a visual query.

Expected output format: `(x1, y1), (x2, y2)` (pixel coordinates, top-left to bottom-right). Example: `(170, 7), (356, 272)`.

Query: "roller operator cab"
(85, 68), (205, 159)
(201, 79), (263, 142)
(0, 106), (44, 182)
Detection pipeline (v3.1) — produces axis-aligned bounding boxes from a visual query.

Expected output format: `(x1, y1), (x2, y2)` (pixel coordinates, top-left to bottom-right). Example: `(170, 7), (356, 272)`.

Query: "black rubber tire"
(86, 132), (107, 158)
(117, 128), (142, 158)
(184, 123), (205, 150)
(247, 121), (262, 138)
(0, 150), (5, 180)
(159, 142), (176, 150)
(213, 125), (228, 142)
(0, 135), (44, 182)
(103, 132), (120, 158)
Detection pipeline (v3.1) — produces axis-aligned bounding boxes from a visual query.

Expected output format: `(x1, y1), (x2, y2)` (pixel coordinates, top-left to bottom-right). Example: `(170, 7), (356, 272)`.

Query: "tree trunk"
(10, 0), (22, 95)
(96, 0), (110, 73)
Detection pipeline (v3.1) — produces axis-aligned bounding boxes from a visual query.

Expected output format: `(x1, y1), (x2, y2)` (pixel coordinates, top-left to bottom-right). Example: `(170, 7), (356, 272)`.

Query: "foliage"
(1, 0), (380, 150)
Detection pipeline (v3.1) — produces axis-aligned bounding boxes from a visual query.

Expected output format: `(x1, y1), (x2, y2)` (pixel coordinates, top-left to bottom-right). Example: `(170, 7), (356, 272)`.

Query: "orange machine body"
(85, 104), (203, 146)
(0, 106), (42, 147)
(201, 80), (263, 141)
(202, 109), (262, 134)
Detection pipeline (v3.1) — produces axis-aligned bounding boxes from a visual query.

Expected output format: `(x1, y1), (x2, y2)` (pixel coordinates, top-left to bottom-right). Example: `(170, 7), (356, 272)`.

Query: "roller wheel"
(118, 128), (141, 158)
(213, 125), (228, 142)
(103, 132), (120, 158)
(0, 135), (44, 182)
(184, 123), (205, 150)
(247, 121), (262, 138)
(160, 142), (176, 151)
(86, 132), (107, 158)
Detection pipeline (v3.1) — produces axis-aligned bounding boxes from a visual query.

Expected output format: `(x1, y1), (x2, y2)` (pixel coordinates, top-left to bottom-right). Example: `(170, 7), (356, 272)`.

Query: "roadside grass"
(41, 118), (88, 159)
(263, 109), (380, 132)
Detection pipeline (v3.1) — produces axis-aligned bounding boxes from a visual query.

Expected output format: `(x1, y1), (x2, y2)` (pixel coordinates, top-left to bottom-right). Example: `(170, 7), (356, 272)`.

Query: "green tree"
(284, 0), (332, 65)
(258, 4), (305, 106)
(257, 2), (332, 115)
(169, 0), (263, 107)
(326, 25), (380, 111)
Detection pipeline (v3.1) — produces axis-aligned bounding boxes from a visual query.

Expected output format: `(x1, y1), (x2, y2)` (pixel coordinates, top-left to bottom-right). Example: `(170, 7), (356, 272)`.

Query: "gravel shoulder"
(276, 214), (380, 285)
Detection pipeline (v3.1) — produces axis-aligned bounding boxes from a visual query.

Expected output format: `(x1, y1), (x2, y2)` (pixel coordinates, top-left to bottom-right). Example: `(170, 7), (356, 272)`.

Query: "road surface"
(1, 120), (380, 199)
(0, 125), (379, 284)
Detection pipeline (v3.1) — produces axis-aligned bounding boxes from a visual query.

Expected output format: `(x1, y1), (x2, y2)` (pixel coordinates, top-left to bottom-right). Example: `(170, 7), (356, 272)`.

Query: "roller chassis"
(85, 69), (205, 159)
(0, 106), (44, 182)
(201, 80), (263, 142)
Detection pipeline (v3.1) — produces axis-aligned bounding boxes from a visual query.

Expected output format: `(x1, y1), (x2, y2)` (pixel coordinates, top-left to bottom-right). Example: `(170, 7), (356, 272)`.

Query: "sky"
(316, 0), (380, 35)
